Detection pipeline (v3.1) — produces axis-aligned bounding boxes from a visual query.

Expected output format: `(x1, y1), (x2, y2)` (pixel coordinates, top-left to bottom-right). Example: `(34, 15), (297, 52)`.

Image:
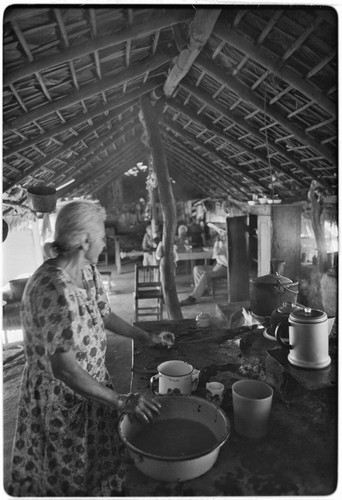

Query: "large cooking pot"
(118, 395), (230, 482)
(250, 260), (298, 317)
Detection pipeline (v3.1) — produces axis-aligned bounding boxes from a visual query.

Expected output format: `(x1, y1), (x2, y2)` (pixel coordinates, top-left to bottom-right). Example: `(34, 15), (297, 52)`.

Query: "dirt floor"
(2, 258), (230, 491)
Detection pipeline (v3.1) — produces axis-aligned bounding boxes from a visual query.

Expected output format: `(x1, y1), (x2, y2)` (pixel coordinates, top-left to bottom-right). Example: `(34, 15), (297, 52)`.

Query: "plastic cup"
(232, 380), (273, 438)
(206, 381), (224, 405)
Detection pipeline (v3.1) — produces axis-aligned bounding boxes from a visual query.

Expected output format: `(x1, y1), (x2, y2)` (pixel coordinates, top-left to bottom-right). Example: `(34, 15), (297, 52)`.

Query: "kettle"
(275, 307), (331, 369)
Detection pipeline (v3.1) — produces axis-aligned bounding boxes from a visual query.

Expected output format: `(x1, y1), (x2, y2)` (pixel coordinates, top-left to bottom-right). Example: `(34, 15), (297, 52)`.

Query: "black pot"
(249, 273), (299, 317)
(269, 302), (303, 338)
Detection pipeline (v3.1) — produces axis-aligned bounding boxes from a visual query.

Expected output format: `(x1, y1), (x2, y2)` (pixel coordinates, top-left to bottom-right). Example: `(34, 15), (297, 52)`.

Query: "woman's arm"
(103, 312), (151, 342)
(49, 348), (161, 420)
(103, 311), (175, 348)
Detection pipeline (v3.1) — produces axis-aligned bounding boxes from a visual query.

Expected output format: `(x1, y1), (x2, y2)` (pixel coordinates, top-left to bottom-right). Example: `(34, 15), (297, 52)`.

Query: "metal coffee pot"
(275, 307), (331, 369)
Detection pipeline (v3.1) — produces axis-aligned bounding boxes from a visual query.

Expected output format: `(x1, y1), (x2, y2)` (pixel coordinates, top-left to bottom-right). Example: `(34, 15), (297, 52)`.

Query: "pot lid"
(251, 272), (293, 285)
(272, 302), (300, 316)
(289, 307), (327, 323)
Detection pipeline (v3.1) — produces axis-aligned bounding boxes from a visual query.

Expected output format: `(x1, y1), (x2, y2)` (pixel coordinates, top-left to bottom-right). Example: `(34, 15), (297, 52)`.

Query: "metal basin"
(118, 394), (230, 482)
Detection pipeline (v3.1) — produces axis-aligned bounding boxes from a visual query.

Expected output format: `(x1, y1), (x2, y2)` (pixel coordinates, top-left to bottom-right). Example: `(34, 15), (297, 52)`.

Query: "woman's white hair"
(44, 200), (106, 257)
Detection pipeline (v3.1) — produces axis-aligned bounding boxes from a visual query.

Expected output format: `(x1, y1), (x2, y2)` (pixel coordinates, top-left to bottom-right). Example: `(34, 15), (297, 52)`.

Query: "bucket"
(27, 185), (57, 213)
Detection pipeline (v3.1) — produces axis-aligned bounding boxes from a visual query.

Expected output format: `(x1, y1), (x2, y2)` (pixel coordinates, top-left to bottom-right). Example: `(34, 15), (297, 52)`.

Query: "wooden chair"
(133, 265), (163, 322)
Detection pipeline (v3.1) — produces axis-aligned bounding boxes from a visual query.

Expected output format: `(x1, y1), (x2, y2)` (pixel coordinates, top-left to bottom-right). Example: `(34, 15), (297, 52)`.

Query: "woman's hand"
(150, 331), (175, 349)
(119, 393), (161, 422)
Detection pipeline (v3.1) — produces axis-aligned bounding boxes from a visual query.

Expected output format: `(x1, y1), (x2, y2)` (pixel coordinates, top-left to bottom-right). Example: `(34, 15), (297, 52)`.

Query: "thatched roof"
(2, 5), (337, 206)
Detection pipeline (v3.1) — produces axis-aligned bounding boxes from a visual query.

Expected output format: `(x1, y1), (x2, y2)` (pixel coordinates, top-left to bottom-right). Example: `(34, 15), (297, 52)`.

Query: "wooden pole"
(140, 95), (183, 319)
(308, 181), (328, 273)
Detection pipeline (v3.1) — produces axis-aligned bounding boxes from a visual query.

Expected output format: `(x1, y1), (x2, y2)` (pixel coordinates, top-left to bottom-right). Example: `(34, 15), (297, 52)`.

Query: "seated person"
(180, 228), (227, 305)
(187, 217), (204, 248)
(175, 225), (189, 252)
(201, 223), (220, 248)
(142, 224), (157, 265)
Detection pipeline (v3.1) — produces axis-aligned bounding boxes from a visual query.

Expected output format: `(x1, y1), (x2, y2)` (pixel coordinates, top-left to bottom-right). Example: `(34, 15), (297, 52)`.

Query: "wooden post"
(140, 95), (183, 319)
(308, 181), (328, 273)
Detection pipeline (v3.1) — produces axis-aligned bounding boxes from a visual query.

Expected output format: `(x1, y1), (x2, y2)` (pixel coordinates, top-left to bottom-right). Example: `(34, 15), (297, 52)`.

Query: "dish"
(248, 200), (257, 206)
(258, 198), (267, 205)
(266, 199), (274, 204)
(273, 199), (282, 204)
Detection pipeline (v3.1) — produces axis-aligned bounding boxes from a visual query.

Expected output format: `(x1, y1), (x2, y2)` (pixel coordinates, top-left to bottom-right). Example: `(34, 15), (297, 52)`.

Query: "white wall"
(2, 220), (43, 286)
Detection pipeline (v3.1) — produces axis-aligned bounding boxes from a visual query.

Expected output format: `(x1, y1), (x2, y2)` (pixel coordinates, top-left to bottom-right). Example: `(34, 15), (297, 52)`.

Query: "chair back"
(134, 265), (161, 292)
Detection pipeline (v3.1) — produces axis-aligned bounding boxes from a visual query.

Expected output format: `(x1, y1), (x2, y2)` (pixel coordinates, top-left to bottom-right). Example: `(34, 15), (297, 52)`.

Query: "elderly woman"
(9, 200), (174, 497)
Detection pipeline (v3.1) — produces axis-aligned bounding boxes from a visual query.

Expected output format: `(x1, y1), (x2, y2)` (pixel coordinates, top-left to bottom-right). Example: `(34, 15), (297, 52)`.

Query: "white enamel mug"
(150, 360), (194, 395)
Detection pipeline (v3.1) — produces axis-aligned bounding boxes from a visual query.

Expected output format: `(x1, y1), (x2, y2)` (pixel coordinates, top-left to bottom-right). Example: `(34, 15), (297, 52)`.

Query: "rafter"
(213, 20), (336, 118)
(163, 9), (221, 97)
(178, 80), (331, 189)
(5, 52), (173, 131)
(3, 81), (161, 154)
(161, 96), (315, 188)
(4, 9), (193, 86)
(7, 115), (142, 191)
(161, 119), (261, 196)
(195, 54), (336, 167)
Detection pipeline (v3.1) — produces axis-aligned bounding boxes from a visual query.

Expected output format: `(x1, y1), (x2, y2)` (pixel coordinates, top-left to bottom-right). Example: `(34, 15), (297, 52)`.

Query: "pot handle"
(279, 283), (298, 294)
(149, 373), (160, 394)
(275, 323), (293, 350)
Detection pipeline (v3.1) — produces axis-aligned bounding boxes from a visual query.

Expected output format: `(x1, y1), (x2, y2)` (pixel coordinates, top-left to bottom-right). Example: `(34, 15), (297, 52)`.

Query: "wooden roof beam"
(164, 139), (234, 198)
(49, 119), (142, 186)
(161, 119), (264, 196)
(6, 52), (172, 131)
(4, 9), (193, 86)
(179, 80), (330, 189)
(162, 97), (313, 186)
(6, 115), (141, 192)
(213, 21), (336, 118)
(64, 139), (142, 196)
(3, 81), (160, 154)
(71, 142), (143, 197)
(196, 54), (336, 167)
(163, 9), (221, 97)
(163, 129), (230, 193)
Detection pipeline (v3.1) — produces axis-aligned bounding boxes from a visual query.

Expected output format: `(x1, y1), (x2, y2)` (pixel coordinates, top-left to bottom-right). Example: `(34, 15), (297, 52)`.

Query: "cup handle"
(191, 375), (199, 391)
(150, 374), (160, 394)
(275, 323), (293, 349)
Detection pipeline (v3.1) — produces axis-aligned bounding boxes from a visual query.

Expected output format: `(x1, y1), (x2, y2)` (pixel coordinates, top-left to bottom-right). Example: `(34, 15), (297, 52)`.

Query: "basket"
(27, 185), (57, 213)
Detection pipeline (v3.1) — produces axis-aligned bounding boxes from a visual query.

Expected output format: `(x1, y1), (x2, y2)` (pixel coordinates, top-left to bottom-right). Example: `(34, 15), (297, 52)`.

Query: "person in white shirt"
(180, 227), (227, 305)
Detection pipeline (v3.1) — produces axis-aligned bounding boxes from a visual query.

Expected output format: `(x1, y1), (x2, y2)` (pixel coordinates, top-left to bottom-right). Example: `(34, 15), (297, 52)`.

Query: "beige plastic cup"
(232, 380), (273, 438)
(206, 381), (224, 405)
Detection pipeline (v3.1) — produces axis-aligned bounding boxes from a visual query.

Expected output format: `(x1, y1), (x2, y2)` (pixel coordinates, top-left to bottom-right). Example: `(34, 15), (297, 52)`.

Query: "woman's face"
(85, 225), (106, 264)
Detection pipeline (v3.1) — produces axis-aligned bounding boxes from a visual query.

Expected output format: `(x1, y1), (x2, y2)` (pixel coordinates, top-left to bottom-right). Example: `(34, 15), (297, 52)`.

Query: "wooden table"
(122, 319), (337, 496)
(176, 248), (213, 274)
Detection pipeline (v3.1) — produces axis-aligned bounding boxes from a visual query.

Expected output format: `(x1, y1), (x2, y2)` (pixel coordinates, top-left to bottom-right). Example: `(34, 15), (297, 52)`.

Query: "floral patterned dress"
(9, 262), (127, 496)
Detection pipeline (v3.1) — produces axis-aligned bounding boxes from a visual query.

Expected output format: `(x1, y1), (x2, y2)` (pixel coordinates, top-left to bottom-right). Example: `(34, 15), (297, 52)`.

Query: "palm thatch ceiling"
(2, 5), (338, 207)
